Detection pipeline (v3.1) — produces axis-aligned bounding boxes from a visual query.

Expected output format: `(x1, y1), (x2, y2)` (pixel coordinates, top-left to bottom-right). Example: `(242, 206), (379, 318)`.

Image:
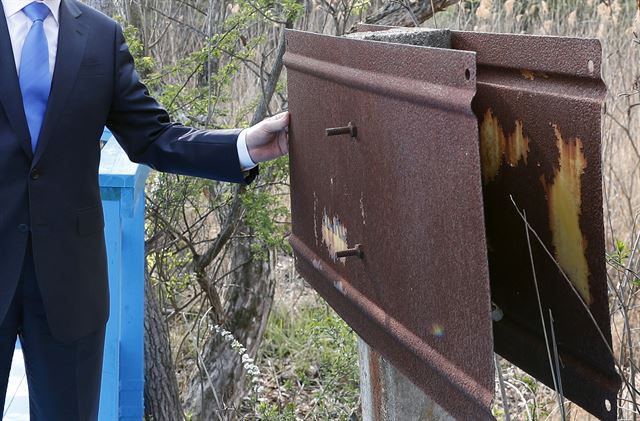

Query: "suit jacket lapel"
(0, 4), (33, 159)
(33, 0), (87, 166)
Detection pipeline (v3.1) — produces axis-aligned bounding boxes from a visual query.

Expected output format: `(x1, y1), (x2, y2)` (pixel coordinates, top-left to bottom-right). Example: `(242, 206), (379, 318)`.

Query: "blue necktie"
(19, 2), (51, 153)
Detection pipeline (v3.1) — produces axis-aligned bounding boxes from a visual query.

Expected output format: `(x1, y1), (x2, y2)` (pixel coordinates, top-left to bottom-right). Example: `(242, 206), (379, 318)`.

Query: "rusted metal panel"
(285, 29), (495, 420)
(356, 24), (620, 419)
(453, 31), (619, 420)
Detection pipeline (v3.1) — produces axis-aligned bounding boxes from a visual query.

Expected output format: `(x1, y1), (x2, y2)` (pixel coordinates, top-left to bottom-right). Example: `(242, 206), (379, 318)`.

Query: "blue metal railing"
(98, 132), (149, 420)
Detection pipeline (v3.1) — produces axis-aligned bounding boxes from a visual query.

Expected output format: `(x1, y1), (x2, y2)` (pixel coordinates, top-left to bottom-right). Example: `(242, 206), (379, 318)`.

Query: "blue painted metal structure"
(98, 130), (149, 421)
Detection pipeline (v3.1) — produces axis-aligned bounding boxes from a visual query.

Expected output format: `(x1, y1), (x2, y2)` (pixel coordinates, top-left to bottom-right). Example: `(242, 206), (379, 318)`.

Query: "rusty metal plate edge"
(284, 29), (477, 112)
(358, 24), (602, 79)
(452, 30), (602, 79)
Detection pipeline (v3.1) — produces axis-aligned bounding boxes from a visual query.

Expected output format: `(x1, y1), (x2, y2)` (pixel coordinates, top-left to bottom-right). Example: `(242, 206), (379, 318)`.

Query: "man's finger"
(260, 112), (290, 133)
(277, 130), (289, 156)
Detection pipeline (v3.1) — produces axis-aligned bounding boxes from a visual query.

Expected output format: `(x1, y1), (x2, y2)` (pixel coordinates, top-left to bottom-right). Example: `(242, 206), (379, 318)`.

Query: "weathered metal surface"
(285, 29), (495, 420)
(357, 24), (620, 419)
(454, 31), (619, 421)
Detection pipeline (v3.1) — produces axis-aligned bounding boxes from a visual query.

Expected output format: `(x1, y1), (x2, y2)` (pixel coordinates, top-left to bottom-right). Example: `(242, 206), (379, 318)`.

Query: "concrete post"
(358, 338), (455, 421)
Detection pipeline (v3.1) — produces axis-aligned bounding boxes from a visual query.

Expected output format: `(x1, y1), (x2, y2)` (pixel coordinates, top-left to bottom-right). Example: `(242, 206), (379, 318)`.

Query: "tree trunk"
(144, 276), (185, 421)
(356, 0), (458, 29)
(186, 225), (276, 420)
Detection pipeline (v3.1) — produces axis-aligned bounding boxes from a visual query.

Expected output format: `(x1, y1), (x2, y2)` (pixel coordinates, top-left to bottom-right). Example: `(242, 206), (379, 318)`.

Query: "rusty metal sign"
(285, 29), (495, 419)
(287, 26), (620, 420)
(356, 24), (620, 419)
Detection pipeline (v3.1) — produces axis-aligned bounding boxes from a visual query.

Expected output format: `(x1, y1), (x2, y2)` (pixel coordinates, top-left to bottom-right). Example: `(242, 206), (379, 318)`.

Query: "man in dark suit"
(0, 0), (290, 419)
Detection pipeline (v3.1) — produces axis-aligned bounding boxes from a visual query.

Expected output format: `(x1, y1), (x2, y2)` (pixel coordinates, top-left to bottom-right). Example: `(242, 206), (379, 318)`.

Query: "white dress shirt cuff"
(236, 129), (257, 171)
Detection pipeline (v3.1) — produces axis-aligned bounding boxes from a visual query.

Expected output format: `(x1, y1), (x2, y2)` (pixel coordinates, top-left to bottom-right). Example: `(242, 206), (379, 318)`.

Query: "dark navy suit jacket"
(0, 0), (257, 342)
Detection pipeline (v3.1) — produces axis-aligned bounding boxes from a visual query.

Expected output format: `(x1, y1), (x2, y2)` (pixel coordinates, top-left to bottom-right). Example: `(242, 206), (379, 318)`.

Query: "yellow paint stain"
(480, 109), (506, 184)
(479, 109), (530, 184)
(505, 120), (530, 167)
(321, 209), (349, 264)
(543, 125), (591, 304)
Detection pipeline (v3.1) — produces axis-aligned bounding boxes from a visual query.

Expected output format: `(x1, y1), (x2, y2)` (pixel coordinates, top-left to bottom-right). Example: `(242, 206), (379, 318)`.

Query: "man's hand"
(245, 112), (290, 163)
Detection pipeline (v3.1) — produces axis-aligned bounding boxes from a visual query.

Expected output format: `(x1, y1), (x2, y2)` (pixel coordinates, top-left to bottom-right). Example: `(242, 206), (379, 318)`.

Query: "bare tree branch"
(353, 0), (457, 30)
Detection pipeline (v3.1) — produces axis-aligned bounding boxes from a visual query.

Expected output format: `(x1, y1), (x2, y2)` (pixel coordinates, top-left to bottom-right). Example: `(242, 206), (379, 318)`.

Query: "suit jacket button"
(18, 224), (29, 233)
(30, 169), (41, 180)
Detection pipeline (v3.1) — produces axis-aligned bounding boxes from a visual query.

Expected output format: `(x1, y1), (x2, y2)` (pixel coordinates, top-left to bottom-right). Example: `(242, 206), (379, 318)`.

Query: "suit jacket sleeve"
(105, 23), (258, 184)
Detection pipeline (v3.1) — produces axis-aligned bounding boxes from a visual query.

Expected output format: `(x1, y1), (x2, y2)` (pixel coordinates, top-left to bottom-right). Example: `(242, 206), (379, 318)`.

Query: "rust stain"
(479, 109), (529, 184)
(543, 125), (591, 304)
(520, 69), (550, 80)
(423, 400), (456, 421)
(369, 349), (384, 421)
(321, 209), (349, 263)
(521, 69), (536, 80)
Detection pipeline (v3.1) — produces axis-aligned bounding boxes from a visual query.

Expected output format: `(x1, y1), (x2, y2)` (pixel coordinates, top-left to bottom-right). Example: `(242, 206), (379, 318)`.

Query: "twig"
(504, 380), (533, 421)
(250, 24), (290, 126)
(548, 310), (566, 421)
(430, 0), (439, 27)
(396, 0), (421, 27)
(494, 354), (512, 421)
(194, 307), (226, 421)
(522, 209), (564, 416)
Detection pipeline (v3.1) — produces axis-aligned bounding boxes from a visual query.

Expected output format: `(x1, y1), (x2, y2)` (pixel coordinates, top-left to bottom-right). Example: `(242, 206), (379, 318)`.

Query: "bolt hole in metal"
(588, 59), (595, 74)
(465, 68), (471, 80)
(605, 399), (612, 412)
